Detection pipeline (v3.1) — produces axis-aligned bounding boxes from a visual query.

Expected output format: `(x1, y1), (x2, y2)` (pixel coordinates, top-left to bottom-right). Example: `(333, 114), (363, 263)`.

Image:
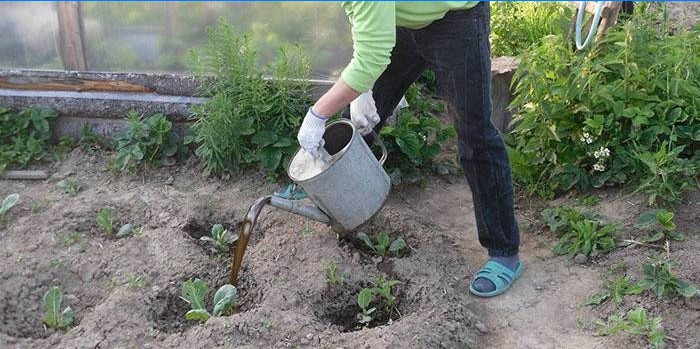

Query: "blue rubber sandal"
(469, 260), (524, 298)
(273, 183), (307, 200)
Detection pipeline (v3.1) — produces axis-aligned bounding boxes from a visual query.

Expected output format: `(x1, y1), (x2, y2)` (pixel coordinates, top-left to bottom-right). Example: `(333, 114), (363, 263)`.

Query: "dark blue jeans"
(370, 2), (519, 257)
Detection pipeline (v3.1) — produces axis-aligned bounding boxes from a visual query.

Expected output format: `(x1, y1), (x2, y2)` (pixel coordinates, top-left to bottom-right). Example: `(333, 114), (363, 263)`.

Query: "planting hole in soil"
(310, 277), (408, 332)
(147, 284), (194, 334)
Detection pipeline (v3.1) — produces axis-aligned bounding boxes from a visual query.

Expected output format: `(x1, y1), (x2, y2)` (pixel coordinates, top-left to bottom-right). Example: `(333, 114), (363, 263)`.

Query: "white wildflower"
(593, 146), (610, 159)
(593, 163), (606, 172)
(579, 132), (594, 144)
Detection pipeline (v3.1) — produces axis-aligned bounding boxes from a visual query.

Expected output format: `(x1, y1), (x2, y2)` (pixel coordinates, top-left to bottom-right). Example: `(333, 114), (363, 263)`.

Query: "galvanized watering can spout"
(268, 196), (331, 224)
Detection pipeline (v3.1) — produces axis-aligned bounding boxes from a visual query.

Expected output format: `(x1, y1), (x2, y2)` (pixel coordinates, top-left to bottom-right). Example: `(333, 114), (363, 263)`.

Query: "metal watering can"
(231, 119), (390, 285)
(271, 119), (390, 233)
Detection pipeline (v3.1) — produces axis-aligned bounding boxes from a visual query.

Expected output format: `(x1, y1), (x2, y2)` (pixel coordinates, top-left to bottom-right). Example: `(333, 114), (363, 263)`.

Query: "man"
(296, 2), (522, 297)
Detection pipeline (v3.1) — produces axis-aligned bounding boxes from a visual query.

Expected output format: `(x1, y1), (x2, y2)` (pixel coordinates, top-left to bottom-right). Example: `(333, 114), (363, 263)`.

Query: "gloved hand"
(297, 107), (327, 157)
(350, 91), (380, 136)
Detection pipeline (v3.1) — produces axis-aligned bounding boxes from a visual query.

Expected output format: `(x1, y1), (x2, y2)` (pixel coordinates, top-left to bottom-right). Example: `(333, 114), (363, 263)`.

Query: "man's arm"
(311, 2), (396, 117)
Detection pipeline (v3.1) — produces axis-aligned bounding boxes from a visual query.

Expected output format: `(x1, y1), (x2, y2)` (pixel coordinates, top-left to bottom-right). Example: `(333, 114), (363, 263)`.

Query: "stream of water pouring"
(230, 196), (271, 286)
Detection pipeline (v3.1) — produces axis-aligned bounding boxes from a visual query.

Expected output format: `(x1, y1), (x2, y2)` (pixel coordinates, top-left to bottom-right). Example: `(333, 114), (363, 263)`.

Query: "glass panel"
(81, 2), (352, 78)
(0, 2), (62, 70)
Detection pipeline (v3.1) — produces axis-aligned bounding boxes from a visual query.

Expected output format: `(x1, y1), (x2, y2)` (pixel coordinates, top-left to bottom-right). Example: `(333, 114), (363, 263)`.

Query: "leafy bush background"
(507, 6), (699, 203)
(187, 19), (312, 178)
(490, 2), (573, 57)
(0, 107), (57, 173)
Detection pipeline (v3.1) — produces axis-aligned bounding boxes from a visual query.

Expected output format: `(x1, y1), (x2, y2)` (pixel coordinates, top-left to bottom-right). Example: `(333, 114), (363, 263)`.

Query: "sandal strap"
(473, 260), (520, 290)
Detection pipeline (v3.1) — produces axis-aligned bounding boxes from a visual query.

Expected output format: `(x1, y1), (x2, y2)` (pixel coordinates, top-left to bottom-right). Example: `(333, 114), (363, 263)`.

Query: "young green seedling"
(326, 261), (345, 287)
(42, 286), (73, 330)
(0, 193), (19, 223)
(96, 207), (133, 238)
(597, 307), (665, 349)
(57, 179), (81, 197)
(96, 208), (113, 235)
(180, 278), (238, 322)
(357, 231), (406, 257)
(200, 224), (238, 252)
(356, 275), (400, 327)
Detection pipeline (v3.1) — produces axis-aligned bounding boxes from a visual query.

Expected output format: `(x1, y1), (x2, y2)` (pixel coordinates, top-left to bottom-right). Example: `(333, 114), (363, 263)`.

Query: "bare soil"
(0, 149), (698, 349)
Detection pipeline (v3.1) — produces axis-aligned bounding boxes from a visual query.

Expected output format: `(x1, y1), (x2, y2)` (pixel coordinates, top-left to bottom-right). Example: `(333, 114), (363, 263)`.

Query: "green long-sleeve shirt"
(340, 1), (478, 92)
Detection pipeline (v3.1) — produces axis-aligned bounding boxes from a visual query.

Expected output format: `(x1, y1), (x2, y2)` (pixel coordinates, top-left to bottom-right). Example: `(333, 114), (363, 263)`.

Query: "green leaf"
(252, 131), (278, 147)
(1, 193), (19, 214)
(357, 288), (374, 310)
(389, 237), (406, 254)
(259, 146), (283, 171)
(61, 306), (74, 328)
(635, 210), (660, 230)
(96, 208), (113, 235)
(42, 286), (63, 328)
(181, 278), (208, 310)
(211, 224), (225, 237)
(677, 281), (698, 298)
(583, 292), (609, 306)
(376, 232), (390, 255)
(185, 308), (211, 322)
(116, 223), (133, 238)
(357, 232), (374, 251)
(212, 284), (238, 316)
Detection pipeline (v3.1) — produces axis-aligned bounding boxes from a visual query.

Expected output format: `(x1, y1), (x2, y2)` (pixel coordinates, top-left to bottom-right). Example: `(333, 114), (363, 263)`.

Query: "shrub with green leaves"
(356, 275), (400, 327)
(180, 278), (237, 322)
(0, 193), (19, 224)
(508, 7), (699, 202)
(380, 84), (457, 186)
(200, 224), (238, 253)
(490, 2), (573, 57)
(42, 286), (74, 330)
(113, 111), (179, 173)
(638, 255), (697, 299)
(187, 18), (311, 177)
(635, 209), (684, 242)
(597, 307), (665, 349)
(0, 107), (57, 173)
(357, 231), (406, 257)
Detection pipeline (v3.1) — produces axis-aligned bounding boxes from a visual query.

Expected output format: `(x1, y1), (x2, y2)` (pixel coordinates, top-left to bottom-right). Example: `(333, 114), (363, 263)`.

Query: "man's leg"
(416, 3), (521, 294)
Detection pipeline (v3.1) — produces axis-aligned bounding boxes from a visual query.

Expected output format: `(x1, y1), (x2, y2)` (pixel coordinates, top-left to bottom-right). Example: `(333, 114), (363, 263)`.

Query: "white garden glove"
(297, 107), (327, 157)
(350, 90), (380, 136)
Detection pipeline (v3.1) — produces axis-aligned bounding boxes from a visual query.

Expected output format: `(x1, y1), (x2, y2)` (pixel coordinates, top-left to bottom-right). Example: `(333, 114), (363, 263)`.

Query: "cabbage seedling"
(42, 286), (73, 330)
(357, 231), (406, 257)
(200, 224), (238, 252)
(180, 278), (238, 322)
(0, 193), (19, 223)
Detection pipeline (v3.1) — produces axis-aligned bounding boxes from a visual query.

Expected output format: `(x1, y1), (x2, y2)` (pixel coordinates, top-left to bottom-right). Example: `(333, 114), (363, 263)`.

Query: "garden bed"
(0, 149), (697, 348)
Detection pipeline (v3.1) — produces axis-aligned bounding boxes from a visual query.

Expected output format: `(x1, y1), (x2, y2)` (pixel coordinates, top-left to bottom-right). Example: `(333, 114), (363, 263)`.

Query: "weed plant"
(0, 107), (57, 173)
(542, 206), (617, 257)
(490, 2), (573, 57)
(113, 111), (179, 173)
(508, 5), (699, 203)
(639, 253), (698, 299)
(597, 307), (665, 349)
(187, 18), (311, 178)
(57, 179), (81, 197)
(634, 209), (684, 242)
(380, 84), (457, 185)
(326, 261), (345, 287)
(585, 264), (643, 306)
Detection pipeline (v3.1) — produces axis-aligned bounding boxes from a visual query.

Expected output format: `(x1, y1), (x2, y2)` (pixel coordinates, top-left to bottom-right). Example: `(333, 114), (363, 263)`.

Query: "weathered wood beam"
(56, 2), (88, 71)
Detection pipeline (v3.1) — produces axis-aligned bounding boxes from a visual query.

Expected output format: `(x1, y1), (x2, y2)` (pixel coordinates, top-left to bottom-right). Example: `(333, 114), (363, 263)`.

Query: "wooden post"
(56, 2), (88, 71)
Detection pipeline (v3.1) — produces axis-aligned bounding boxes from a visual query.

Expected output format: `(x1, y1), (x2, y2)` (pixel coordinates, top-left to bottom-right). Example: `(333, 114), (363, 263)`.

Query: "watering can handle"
(370, 131), (388, 166)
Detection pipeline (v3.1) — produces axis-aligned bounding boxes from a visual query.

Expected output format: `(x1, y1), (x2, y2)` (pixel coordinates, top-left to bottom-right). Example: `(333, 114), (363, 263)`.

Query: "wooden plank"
(0, 76), (154, 93)
(0, 170), (49, 180)
(596, 2), (622, 39)
(56, 2), (88, 71)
